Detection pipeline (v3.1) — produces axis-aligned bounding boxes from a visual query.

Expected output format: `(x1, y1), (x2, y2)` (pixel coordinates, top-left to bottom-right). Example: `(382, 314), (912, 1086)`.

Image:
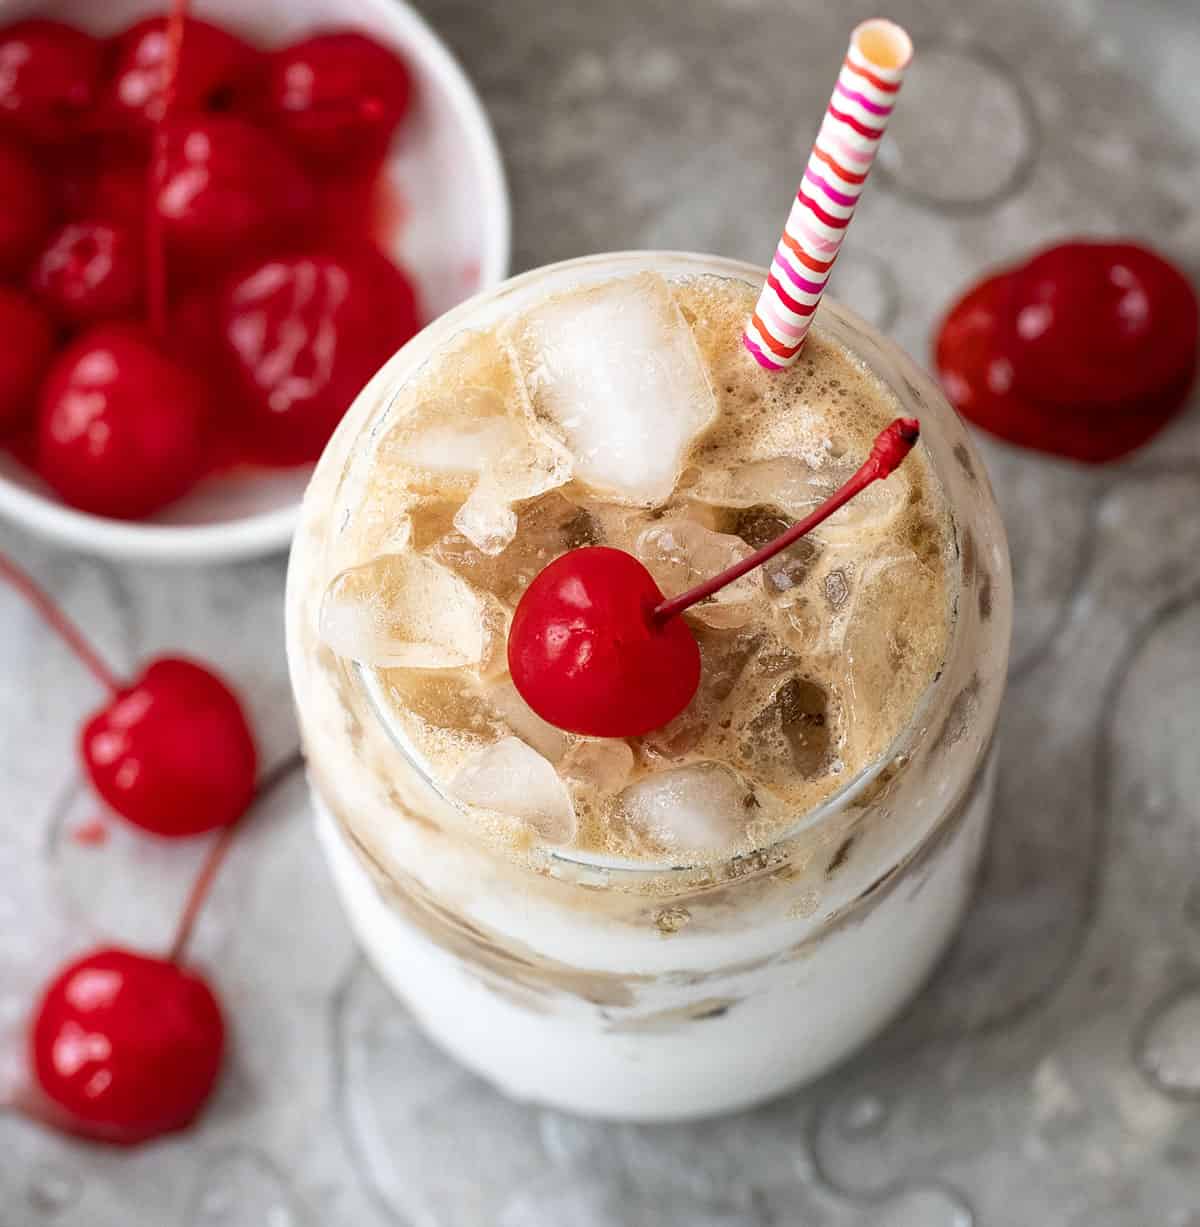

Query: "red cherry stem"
(653, 417), (921, 623)
(167, 748), (303, 964)
(0, 551), (120, 694)
(146, 0), (189, 340)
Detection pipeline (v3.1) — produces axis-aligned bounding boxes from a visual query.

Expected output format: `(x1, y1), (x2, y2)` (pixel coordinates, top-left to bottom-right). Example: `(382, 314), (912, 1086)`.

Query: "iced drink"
(286, 252), (1011, 1120)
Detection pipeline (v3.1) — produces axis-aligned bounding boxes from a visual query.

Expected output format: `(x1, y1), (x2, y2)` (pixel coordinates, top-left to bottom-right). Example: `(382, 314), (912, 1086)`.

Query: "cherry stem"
(0, 552), (121, 694)
(167, 749), (304, 964)
(653, 417), (921, 624)
(146, 0), (188, 341)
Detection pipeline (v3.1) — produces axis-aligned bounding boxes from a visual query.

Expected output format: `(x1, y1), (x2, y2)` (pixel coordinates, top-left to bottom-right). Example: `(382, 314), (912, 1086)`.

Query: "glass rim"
(348, 250), (987, 886)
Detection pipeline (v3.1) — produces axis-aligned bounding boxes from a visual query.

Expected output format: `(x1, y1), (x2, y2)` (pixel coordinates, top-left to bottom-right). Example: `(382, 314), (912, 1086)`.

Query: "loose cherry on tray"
(82, 657), (258, 838)
(0, 20), (103, 144)
(0, 289), (55, 432)
(219, 244), (420, 465)
(36, 324), (210, 519)
(936, 240), (1199, 464)
(0, 139), (49, 278)
(1001, 242), (1198, 410)
(32, 219), (144, 324)
(103, 15), (262, 135)
(31, 948), (225, 1146)
(509, 420), (921, 737)
(262, 30), (413, 170)
(154, 114), (314, 260)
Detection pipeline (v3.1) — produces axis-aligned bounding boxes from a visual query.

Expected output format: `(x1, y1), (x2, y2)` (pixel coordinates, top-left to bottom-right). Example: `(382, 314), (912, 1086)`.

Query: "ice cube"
(383, 668), (496, 736)
(381, 388), (524, 494)
(692, 456), (906, 545)
(619, 763), (755, 853)
(752, 676), (833, 776)
(432, 492), (593, 604)
(561, 740), (635, 793)
(816, 463), (909, 544)
(320, 553), (490, 669)
(723, 503), (823, 602)
(640, 626), (759, 760)
(400, 412), (520, 476)
(452, 435), (573, 555)
(484, 677), (570, 762)
(450, 737), (576, 844)
(453, 483), (518, 556)
(508, 272), (717, 504)
(729, 505), (791, 548)
(689, 456), (824, 513)
(635, 520), (758, 628)
(762, 539), (820, 603)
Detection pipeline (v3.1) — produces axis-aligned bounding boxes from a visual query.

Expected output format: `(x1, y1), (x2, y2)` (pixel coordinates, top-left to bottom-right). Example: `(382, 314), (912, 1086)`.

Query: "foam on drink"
(318, 273), (954, 862)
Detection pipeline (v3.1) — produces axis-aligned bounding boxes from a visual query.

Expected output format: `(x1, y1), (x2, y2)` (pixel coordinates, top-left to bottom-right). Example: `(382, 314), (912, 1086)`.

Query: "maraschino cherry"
(262, 30), (413, 170)
(219, 244), (420, 465)
(31, 948), (225, 1145)
(82, 657), (258, 838)
(104, 15), (261, 134)
(0, 553), (259, 839)
(936, 240), (1198, 464)
(510, 547), (702, 738)
(32, 219), (144, 324)
(0, 289), (55, 432)
(36, 325), (210, 519)
(154, 114), (314, 261)
(60, 158), (147, 229)
(0, 138), (49, 278)
(509, 419), (921, 737)
(0, 19), (103, 144)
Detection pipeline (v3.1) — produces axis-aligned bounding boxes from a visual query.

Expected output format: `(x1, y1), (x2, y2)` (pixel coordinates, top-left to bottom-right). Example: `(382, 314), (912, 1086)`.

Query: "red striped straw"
(744, 19), (913, 370)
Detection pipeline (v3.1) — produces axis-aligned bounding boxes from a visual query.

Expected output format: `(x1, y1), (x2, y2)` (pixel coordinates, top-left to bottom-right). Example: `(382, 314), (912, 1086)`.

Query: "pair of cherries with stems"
(1, 416), (919, 1147)
(0, 549), (287, 1145)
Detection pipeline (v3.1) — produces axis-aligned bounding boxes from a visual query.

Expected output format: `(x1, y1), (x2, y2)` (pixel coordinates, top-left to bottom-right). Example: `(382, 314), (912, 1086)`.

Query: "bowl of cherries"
(0, 0), (509, 562)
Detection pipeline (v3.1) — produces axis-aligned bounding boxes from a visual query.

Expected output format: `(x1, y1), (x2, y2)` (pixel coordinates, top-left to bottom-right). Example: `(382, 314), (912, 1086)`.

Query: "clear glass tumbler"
(285, 252), (1012, 1121)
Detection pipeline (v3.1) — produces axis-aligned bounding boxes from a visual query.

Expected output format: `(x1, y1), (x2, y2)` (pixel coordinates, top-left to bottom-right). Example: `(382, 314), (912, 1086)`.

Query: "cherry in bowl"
(36, 325), (211, 520)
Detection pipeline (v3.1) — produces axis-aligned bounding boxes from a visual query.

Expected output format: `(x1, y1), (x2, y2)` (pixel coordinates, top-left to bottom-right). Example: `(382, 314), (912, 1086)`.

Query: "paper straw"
(743, 19), (913, 370)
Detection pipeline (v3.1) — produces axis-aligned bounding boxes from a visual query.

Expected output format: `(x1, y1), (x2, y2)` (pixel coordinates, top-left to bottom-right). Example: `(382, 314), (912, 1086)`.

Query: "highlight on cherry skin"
(508, 417), (921, 739)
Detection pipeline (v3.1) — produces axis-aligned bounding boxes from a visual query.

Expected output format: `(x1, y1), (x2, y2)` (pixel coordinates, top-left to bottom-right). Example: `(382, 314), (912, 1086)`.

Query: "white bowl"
(0, 0), (510, 563)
